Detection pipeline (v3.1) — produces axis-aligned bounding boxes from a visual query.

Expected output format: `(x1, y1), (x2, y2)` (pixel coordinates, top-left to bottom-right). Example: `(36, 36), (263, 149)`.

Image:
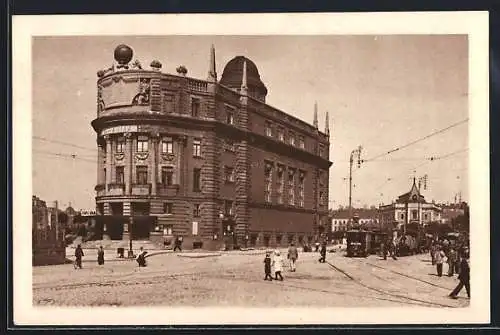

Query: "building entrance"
(130, 216), (155, 240)
(222, 219), (237, 250)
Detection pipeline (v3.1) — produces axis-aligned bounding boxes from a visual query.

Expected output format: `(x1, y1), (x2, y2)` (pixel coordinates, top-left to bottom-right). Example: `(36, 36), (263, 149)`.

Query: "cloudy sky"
(32, 35), (468, 210)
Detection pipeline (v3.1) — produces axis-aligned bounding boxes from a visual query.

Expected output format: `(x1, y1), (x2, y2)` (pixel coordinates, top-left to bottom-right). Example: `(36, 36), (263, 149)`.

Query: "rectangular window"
(299, 136), (305, 149)
(226, 107), (235, 125)
(264, 162), (273, 203)
(277, 165), (284, 204)
(277, 127), (284, 141)
(161, 166), (174, 186)
(225, 166), (235, 183)
(116, 166), (124, 184)
(103, 168), (106, 183)
(412, 210), (418, 220)
(288, 169), (295, 205)
(193, 139), (202, 157)
(137, 136), (149, 152)
(319, 144), (325, 157)
(193, 168), (201, 192)
(136, 166), (148, 184)
(193, 204), (201, 217)
(265, 121), (273, 137)
(163, 224), (173, 235)
(319, 171), (325, 187)
(289, 132), (295, 146)
(161, 138), (174, 154)
(224, 201), (234, 216)
(191, 98), (200, 117)
(298, 171), (305, 207)
(163, 94), (175, 114)
(116, 138), (125, 153)
(163, 203), (173, 214)
(400, 213), (405, 220)
(192, 221), (199, 236)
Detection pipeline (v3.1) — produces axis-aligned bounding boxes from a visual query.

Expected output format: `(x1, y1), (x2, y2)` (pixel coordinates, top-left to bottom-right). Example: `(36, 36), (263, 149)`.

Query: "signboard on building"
(101, 125), (138, 136)
(80, 209), (97, 217)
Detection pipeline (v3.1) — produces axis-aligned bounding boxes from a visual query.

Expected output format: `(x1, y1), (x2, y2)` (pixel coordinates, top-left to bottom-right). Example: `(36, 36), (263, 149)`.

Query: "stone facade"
(91, 44), (332, 250)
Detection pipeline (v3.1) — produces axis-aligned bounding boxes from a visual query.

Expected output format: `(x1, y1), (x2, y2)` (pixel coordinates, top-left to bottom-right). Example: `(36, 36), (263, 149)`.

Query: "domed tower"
(219, 56), (268, 102)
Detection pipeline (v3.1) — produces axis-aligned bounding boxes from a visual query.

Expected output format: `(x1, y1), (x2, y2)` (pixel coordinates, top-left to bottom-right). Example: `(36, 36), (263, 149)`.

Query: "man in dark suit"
(449, 249), (470, 299)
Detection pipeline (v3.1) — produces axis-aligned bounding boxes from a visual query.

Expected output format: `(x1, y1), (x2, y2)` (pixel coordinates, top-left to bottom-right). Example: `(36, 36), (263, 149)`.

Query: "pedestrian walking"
(318, 242), (327, 263)
(173, 236), (183, 252)
(381, 241), (387, 260)
(287, 243), (298, 272)
(263, 251), (273, 281)
(272, 250), (284, 281)
(74, 244), (84, 269)
(449, 249), (470, 299)
(447, 248), (457, 276)
(97, 246), (105, 265)
(390, 239), (398, 260)
(136, 247), (148, 267)
(434, 245), (446, 277)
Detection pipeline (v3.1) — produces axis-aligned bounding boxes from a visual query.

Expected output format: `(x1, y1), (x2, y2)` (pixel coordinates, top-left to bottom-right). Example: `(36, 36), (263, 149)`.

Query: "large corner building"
(91, 44), (332, 250)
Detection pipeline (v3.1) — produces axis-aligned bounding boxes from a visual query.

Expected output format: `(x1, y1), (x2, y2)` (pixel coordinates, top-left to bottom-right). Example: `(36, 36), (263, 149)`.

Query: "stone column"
(151, 134), (159, 195)
(97, 142), (105, 185)
(104, 135), (112, 189)
(124, 132), (133, 195)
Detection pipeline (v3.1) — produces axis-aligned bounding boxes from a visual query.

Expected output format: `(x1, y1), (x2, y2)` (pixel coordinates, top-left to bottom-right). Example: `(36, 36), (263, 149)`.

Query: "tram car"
(370, 231), (388, 255)
(346, 229), (372, 257)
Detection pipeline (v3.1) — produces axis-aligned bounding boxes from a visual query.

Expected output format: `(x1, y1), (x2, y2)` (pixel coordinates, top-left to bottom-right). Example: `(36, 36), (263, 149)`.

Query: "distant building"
(32, 197), (66, 266)
(378, 178), (442, 230)
(330, 208), (379, 232)
(32, 195), (48, 230)
(91, 44), (332, 250)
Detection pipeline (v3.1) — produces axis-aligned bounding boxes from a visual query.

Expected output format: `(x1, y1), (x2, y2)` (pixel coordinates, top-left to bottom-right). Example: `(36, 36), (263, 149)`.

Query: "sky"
(32, 35), (469, 210)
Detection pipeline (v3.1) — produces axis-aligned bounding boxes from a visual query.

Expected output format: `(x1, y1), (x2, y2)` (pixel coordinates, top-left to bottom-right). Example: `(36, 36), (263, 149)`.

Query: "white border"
(13, 12), (490, 325)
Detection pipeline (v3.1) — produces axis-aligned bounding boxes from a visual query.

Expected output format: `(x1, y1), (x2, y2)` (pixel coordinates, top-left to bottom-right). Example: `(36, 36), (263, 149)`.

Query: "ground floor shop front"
(84, 214), (325, 251)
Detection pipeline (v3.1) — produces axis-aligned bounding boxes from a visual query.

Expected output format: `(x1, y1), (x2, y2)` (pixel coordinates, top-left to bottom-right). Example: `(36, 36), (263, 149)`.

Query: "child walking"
(273, 250), (284, 281)
(263, 251), (273, 281)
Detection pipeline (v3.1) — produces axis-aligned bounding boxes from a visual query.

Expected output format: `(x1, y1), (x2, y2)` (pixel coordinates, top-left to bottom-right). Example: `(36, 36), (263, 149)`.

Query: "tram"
(346, 229), (372, 257)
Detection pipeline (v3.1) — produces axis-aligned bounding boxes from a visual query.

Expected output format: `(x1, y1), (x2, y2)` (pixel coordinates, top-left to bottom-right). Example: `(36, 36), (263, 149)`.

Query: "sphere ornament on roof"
(114, 44), (134, 67)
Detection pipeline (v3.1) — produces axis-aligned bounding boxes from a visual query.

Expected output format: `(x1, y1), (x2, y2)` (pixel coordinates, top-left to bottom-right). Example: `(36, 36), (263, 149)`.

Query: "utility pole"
(348, 146), (362, 228)
(54, 200), (59, 244)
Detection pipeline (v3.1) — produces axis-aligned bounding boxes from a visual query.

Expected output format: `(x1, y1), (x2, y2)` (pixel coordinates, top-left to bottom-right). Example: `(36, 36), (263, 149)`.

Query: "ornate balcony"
(107, 183), (125, 196)
(132, 183), (151, 196)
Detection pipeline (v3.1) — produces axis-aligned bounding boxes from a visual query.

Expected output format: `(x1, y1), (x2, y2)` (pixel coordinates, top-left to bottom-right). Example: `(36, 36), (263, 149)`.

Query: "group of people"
(430, 240), (470, 299)
(380, 239), (398, 260)
(263, 243), (301, 281)
(73, 244), (149, 269)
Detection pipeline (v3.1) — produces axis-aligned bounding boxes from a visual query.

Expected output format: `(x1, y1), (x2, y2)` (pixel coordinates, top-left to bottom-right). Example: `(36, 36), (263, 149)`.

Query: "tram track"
(364, 261), (453, 291)
(325, 261), (457, 308)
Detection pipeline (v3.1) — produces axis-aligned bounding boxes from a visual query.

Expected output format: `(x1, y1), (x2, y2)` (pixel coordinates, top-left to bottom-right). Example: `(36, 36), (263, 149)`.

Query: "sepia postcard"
(13, 12), (489, 325)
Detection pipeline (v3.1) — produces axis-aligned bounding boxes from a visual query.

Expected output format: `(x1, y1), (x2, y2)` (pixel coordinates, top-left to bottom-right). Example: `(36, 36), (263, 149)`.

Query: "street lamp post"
(128, 216), (134, 258)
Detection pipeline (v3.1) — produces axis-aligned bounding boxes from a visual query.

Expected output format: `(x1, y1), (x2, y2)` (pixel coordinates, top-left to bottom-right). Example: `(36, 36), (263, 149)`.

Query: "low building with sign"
(378, 179), (442, 230)
(91, 44), (332, 250)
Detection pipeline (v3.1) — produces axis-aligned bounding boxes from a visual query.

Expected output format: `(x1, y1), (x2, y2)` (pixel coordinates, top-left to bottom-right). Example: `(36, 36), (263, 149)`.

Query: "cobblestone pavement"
(33, 250), (470, 308)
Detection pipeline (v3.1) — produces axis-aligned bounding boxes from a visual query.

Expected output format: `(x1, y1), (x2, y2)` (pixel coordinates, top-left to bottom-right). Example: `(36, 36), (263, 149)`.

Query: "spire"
(207, 44), (217, 82)
(241, 60), (248, 95)
(325, 110), (330, 136)
(313, 101), (318, 128)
